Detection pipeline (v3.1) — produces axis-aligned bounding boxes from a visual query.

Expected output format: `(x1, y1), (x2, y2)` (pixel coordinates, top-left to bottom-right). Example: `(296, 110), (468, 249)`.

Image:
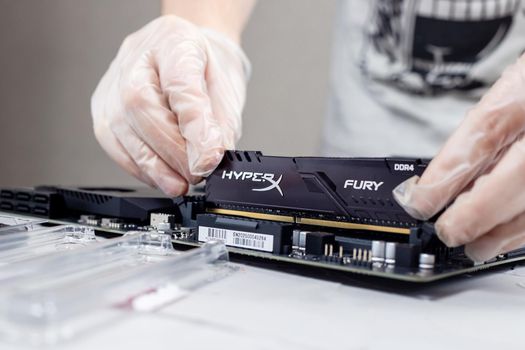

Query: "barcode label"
(198, 226), (274, 252)
(205, 227), (227, 240)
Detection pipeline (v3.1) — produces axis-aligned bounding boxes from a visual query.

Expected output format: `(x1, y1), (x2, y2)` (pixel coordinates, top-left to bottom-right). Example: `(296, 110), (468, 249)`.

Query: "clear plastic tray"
(0, 231), (168, 284)
(0, 214), (46, 234)
(0, 225), (98, 266)
(0, 229), (230, 346)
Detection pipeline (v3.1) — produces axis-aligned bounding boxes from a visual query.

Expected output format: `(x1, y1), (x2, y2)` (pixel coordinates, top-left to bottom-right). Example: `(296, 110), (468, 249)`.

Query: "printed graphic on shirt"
(360, 0), (523, 95)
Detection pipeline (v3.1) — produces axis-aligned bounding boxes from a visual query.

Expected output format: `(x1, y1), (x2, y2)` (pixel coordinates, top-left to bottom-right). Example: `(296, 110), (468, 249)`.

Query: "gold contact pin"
(352, 248), (357, 260)
(368, 250), (372, 262)
(357, 248), (362, 261)
(363, 249), (367, 262)
(207, 208), (411, 235)
(324, 244), (328, 256)
(339, 246), (343, 258)
(329, 244), (333, 256)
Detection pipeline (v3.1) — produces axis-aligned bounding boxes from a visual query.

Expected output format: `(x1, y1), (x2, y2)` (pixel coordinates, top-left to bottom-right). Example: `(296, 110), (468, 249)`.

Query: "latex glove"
(393, 55), (525, 262)
(91, 15), (249, 195)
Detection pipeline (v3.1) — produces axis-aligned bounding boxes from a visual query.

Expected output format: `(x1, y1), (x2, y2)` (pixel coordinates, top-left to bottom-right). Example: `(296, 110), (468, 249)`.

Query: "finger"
(203, 29), (249, 148)
(157, 34), (226, 177)
(110, 118), (189, 196)
(91, 66), (156, 188)
(92, 118), (156, 188)
(123, 50), (201, 185)
(393, 58), (525, 220)
(458, 142), (512, 194)
(435, 135), (525, 247)
(465, 211), (525, 263)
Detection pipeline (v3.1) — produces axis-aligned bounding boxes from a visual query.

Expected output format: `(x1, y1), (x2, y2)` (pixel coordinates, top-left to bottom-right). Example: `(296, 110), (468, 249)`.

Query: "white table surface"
(4, 261), (521, 350)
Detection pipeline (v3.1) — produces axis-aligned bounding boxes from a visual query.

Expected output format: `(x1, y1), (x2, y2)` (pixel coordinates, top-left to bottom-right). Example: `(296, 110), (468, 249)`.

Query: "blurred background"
(0, 0), (335, 187)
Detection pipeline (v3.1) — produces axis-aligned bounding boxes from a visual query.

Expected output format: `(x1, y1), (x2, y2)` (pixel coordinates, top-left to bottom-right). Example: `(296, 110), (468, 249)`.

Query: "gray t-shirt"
(322, 0), (525, 158)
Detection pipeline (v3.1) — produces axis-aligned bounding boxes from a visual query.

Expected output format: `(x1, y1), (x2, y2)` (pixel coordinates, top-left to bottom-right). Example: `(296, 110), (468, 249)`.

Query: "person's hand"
(393, 55), (525, 262)
(91, 15), (250, 195)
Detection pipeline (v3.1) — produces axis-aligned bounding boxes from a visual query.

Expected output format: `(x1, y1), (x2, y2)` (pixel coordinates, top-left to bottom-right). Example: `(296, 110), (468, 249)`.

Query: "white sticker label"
(130, 284), (188, 312)
(198, 226), (274, 252)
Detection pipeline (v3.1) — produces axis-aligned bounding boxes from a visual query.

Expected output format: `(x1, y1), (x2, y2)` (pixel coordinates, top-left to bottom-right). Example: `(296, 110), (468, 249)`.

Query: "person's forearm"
(162, 0), (256, 43)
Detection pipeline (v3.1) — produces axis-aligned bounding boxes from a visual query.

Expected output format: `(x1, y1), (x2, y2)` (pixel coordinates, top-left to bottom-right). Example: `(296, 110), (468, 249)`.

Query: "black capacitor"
(395, 243), (421, 268)
(305, 231), (335, 256)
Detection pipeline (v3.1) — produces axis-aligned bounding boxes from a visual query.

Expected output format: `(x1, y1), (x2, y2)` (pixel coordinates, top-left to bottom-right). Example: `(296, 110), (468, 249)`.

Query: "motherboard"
(1, 150), (524, 283)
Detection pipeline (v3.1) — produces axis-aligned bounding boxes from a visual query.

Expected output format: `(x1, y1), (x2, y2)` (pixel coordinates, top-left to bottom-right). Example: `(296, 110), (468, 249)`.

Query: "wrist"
(161, 0), (256, 44)
(201, 28), (252, 80)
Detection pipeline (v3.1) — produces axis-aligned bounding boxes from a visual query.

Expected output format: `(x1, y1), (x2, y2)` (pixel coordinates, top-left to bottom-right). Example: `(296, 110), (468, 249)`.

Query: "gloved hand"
(91, 15), (250, 195)
(393, 55), (525, 263)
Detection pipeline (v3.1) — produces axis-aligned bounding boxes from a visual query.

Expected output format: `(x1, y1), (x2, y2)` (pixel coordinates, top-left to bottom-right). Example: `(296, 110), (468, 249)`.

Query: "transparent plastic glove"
(91, 15), (249, 195)
(393, 55), (525, 262)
